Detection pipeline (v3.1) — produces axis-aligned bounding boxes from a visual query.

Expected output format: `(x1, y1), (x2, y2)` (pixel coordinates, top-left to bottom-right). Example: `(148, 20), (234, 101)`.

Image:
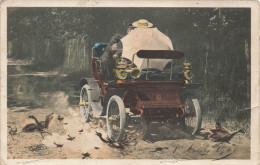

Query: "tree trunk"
(204, 43), (210, 96)
(244, 39), (250, 101)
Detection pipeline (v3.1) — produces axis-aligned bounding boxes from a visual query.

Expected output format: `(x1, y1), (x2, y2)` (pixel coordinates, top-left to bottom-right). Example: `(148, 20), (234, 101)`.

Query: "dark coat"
(100, 33), (123, 80)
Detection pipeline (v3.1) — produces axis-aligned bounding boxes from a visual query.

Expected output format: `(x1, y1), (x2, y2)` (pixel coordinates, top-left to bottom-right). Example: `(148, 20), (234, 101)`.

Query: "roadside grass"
(199, 92), (251, 138)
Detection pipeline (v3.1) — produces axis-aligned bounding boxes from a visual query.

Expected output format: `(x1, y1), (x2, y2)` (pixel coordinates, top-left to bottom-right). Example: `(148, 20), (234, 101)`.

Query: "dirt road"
(7, 93), (250, 159)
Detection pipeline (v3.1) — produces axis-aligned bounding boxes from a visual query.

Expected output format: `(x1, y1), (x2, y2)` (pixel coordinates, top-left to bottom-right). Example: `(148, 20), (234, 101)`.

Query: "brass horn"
(114, 69), (127, 80)
(124, 67), (141, 79)
(129, 68), (141, 79)
(113, 54), (141, 80)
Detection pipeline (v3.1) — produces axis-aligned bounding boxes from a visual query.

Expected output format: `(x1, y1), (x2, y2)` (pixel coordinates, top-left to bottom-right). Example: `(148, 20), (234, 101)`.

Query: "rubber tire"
(80, 84), (92, 122)
(106, 95), (126, 142)
(182, 98), (202, 135)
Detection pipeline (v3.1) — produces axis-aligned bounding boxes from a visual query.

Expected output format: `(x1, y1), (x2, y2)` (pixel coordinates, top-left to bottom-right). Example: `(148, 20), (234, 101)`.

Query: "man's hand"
(111, 43), (117, 51)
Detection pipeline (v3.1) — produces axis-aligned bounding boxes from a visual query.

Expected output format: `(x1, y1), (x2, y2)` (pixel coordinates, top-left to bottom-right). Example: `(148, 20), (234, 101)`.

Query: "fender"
(79, 78), (100, 102)
(80, 78), (126, 115)
(79, 78), (90, 88)
(102, 88), (126, 115)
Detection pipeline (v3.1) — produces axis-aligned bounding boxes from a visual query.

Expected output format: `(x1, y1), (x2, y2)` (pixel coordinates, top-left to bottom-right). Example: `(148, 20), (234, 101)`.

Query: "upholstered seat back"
(93, 42), (108, 59)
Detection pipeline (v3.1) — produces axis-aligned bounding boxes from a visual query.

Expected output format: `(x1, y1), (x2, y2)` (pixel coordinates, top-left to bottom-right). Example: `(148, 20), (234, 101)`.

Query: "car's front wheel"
(106, 95), (126, 142)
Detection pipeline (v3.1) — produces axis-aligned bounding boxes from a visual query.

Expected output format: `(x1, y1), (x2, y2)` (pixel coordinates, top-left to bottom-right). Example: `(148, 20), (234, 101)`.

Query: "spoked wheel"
(106, 95), (126, 142)
(79, 84), (93, 122)
(181, 97), (202, 135)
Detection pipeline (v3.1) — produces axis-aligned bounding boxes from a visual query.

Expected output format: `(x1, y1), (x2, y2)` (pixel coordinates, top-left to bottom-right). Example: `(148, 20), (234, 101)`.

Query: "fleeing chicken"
(22, 123), (39, 132)
(22, 115), (52, 138)
(95, 131), (125, 149)
(152, 147), (169, 152)
(95, 131), (113, 144)
(44, 112), (54, 128)
(53, 142), (64, 148)
(209, 123), (245, 143)
(78, 129), (83, 133)
(210, 122), (228, 134)
(82, 152), (91, 159)
(8, 126), (17, 135)
(57, 115), (64, 122)
(39, 112), (54, 129)
(66, 135), (76, 141)
(8, 126), (17, 140)
(22, 113), (54, 132)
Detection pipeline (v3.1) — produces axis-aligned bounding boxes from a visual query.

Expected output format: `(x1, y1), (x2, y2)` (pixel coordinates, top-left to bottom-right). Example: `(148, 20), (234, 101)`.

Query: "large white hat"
(132, 19), (153, 28)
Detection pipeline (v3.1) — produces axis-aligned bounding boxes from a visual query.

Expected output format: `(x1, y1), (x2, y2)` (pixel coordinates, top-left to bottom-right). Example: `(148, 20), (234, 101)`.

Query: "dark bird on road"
(95, 131), (113, 144)
(44, 112), (54, 128)
(23, 115), (52, 139)
(210, 122), (228, 134)
(8, 126), (17, 140)
(95, 131), (125, 149)
(66, 135), (76, 141)
(82, 152), (91, 159)
(151, 147), (169, 152)
(22, 113), (54, 132)
(53, 142), (64, 148)
(22, 123), (38, 132)
(209, 123), (245, 143)
(78, 129), (83, 133)
(57, 115), (64, 122)
(8, 126), (17, 135)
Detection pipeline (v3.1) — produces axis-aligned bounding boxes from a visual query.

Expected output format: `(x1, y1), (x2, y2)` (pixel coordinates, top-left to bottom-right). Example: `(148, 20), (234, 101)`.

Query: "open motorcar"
(79, 27), (202, 142)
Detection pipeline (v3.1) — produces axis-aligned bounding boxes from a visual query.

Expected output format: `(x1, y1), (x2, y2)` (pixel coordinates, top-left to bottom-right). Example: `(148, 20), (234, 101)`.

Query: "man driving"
(100, 33), (123, 81)
(99, 24), (137, 81)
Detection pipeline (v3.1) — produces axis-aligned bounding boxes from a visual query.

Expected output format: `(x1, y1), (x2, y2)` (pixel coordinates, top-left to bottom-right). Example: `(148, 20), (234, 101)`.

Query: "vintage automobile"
(79, 28), (202, 142)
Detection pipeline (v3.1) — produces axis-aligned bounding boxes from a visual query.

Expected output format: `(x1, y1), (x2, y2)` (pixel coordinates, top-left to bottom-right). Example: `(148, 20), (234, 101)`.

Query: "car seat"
(93, 42), (108, 60)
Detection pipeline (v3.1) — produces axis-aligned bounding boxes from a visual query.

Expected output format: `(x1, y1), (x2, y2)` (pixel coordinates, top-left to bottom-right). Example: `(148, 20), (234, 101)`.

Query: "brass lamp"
(183, 59), (193, 84)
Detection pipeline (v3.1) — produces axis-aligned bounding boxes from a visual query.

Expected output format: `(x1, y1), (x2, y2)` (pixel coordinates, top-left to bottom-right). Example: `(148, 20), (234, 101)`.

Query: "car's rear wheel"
(80, 84), (93, 122)
(106, 95), (126, 142)
(181, 97), (202, 135)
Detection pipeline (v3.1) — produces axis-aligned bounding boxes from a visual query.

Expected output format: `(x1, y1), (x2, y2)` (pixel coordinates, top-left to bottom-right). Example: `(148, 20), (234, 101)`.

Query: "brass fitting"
(114, 54), (141, 80)
(183, 59), (193, 84)
(112, 54), (120, 61)
(116, 58), (128, 69)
